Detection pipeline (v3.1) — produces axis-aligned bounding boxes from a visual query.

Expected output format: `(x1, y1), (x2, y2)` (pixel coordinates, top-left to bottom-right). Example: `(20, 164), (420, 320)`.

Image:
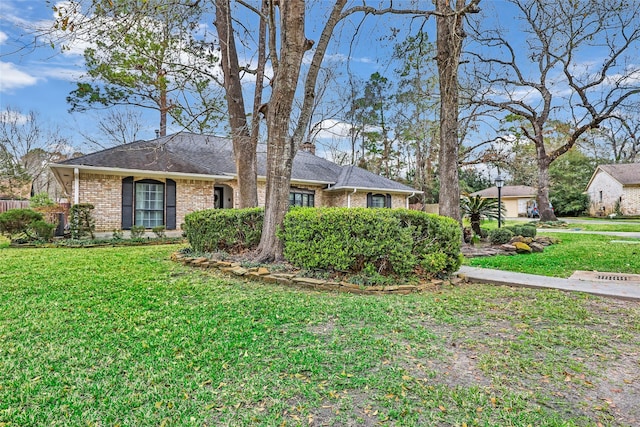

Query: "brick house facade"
(51, 133), (417, 232)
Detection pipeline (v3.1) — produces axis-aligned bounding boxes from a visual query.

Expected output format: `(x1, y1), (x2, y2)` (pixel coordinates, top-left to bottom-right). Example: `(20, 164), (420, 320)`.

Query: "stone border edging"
(171, 252), (463, 295)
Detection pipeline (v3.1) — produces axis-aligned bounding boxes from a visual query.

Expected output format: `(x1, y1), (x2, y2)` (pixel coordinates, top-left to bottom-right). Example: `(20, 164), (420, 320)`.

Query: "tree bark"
(254, 0), (308, 261)
(435, 0), (466, 223)
(215, 0), (258, 208)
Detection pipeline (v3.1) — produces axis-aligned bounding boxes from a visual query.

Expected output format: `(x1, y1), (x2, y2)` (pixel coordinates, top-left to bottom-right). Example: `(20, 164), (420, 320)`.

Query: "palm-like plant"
(460, 193), (504, 237)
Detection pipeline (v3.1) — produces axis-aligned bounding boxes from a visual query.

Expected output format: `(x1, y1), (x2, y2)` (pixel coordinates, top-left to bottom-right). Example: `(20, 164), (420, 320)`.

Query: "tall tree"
(435, 0), (481, 223)
(393, 31), (440, 205)
(216, 1), (446, 261)
(66, 0), (224, 137)
(469, 0), (640, 221)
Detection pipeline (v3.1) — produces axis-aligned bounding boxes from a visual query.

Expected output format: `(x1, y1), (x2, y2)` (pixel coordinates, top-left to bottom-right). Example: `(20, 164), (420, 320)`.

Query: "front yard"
(1, 245), (639, 426)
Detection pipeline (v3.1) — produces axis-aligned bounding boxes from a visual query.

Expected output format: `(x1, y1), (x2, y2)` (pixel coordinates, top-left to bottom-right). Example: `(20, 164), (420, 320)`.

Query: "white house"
(585, 163), (640, 216)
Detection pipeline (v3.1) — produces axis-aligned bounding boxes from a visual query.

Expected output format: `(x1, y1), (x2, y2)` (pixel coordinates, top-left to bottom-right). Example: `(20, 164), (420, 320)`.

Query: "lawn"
(472, 218), (640, 233)
(1, 245), (639, 426)
(465, 233), (640, 277)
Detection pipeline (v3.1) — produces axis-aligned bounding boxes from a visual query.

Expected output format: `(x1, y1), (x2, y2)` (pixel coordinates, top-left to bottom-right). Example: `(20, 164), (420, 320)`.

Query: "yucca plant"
(460, 193), (504, 237)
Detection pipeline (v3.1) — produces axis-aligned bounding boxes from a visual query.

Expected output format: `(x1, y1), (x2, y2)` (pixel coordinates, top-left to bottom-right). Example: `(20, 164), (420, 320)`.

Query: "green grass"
(1, 245), (639, 426)
(466, 233), (640, 277)
(561, 222), (640, 232)
(470, 218), (640, 233)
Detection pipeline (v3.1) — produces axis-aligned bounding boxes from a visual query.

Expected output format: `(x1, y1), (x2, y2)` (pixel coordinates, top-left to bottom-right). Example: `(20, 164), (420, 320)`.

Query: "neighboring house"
(50, 133), (418, 232)
(469, 185), (537, 218)
(585, 163), (640, 216)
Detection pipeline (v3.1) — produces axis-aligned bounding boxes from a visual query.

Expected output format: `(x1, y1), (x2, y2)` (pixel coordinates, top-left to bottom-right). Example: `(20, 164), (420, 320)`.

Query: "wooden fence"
(0, 200), (30, 214)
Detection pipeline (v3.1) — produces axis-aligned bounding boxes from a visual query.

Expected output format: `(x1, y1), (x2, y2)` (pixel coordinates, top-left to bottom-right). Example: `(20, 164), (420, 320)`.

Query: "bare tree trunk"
(536, 157), (556, 222)
(254, 0), (308, 261)
(435, 0), (465, 223)
(215, 0), (258, 208)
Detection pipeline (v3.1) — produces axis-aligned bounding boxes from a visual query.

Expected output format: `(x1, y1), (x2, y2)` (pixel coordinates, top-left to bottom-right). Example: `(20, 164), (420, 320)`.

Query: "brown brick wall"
(77, 173), (412, 231)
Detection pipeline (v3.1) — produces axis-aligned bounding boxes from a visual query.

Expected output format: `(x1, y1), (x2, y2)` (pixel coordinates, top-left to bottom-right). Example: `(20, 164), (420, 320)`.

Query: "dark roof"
(470, 185), (536, 198)
(59, 132), (416, 192)
(598, 163), (640, 185)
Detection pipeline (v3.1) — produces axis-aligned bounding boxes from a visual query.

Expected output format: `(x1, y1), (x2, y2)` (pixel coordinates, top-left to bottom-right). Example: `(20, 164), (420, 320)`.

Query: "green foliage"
(281, 208), (461, 277)
(112, 229), (124, 240)
(460, 194), (503, 236)
(0, 208), (46, 241)
(549, 148), (594, 216)
(69, 204), (95, 240)
(151, 225), (166, 238)
(459, 168), (492, 194)
(30, 220), (55, 241)
(393, 209), (462, 274)
(130, 225), (145, 239)
(282, 208), (416, 276)
(505, 225), (537, 238)
(488, 228), (514, 245)
(183, 208), (263, 253)
(29, 192), (55, 208)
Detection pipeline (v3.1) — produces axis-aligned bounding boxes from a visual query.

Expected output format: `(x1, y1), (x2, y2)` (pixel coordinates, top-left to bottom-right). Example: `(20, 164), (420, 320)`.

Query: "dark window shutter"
(366, 192), (373, 208)
(166, 179), (176, 230)
(121, 176), (134, 230)
(386, 194), (392, 208)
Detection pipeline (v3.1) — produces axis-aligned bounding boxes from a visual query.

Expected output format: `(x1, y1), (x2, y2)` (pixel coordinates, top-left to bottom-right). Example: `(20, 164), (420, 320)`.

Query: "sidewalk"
(457, 265), (640, 301)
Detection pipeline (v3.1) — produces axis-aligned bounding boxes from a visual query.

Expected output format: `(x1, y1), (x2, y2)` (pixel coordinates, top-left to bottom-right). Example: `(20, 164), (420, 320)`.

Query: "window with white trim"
(135, 180), (164, 228)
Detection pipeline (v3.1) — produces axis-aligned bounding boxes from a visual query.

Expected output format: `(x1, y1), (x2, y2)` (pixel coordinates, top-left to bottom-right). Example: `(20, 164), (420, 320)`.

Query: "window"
(289, 189), (315, 207)
(367, 193), (391, 208)
(135, 180), (164, 228)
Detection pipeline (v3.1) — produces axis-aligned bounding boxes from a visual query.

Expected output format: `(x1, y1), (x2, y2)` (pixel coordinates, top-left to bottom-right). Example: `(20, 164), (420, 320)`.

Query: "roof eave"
(326, 185), (421, 195)
(49, 163), (234, 181)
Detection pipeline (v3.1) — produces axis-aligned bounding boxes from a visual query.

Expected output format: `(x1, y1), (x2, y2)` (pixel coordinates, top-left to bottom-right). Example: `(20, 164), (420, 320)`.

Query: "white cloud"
(0, 62), (38, 92)
(0, 109), (29, 125)
(0, 31), (8, 44)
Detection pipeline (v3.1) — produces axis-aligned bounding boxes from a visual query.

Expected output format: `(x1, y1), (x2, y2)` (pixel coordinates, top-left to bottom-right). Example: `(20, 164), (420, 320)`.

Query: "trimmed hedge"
(184, 208), (263, 253)
(281, 208), (462, 277)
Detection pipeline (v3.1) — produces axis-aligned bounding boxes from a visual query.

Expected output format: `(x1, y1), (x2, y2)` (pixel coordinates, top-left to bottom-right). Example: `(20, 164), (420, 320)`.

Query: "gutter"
(347, 188), (357, 208)
(73, 168), (79, 204)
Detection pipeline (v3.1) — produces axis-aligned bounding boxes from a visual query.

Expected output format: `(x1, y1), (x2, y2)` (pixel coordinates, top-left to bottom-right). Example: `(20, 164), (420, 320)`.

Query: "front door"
(214, 187), (223, 209)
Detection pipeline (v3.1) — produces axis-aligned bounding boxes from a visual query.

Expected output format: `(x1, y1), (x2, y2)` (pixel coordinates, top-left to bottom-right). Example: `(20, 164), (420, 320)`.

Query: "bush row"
(183, 208), (264, 253)
(184, 207), (462, 278)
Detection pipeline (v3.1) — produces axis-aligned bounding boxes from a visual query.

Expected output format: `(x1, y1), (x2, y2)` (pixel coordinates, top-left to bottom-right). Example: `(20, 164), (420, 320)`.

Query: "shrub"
(31, 220), (55, 241)
(69, 204), (95, 239)
(0, 208), (45, 241)
(152, 225), (166, 238)
(281, 208), (462, 277)
(393, 209), (462, 275)
(112, 229), (124, 240)
(183, 208), (264, 253)
(130, 225), (146, 238)
(488, 228), (514, 245)
(506, 225), (537, 238)
(29, 192), (55, 208)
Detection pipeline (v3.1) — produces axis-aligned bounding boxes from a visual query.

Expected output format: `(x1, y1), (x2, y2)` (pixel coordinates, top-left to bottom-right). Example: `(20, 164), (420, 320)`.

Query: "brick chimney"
(300, 141), (316, 155)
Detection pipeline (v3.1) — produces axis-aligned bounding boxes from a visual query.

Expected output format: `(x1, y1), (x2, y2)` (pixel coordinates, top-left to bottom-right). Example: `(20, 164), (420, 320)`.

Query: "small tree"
(69, 204), (95, 239)
(460, 194), (502, 237)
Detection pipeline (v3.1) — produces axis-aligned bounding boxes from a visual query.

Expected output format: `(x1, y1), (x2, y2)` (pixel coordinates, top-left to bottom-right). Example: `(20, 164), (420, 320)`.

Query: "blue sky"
(0, 0), (420, 152)
(2, 0), (635, 162)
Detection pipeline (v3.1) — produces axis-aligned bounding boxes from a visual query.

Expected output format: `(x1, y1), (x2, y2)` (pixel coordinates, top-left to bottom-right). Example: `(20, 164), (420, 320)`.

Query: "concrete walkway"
(458, 265), (640, 301)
